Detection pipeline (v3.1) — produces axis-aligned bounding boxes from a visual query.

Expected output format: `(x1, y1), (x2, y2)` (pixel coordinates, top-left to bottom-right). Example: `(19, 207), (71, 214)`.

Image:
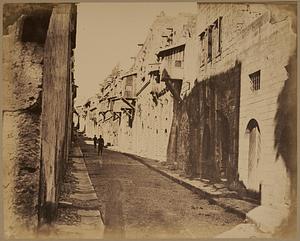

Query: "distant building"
(81, 12), (196, 162)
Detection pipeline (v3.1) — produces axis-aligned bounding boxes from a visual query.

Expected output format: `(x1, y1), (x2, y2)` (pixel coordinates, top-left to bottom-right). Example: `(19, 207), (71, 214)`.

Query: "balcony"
(147, 63), (160, 73)
(160, 60), (184, 81)
(121, 72), (137, 99)
(157, 42), (185, 81)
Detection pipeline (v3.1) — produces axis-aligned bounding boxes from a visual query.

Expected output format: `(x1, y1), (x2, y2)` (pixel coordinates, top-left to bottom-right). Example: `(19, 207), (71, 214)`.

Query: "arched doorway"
(246, 119), (261, 193)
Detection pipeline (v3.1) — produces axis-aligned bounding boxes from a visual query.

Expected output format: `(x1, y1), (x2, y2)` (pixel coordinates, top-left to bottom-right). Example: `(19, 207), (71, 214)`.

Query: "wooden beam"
(165, 79), (183, 102)
(103, 115), (113, 122)
(113, 112), (121, 121)
(122, 108), (132, 118)
(40, 3), (74, 225)
(121, 97), (135, 110)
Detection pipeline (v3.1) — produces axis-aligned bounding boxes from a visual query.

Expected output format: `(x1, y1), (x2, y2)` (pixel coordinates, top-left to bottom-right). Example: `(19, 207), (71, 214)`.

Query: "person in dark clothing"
(93, 135), (97, 149)
(98, 135), (104, 156)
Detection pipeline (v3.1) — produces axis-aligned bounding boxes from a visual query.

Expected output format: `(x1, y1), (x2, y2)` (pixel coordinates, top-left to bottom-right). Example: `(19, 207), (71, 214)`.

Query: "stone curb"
(53, 144), (105, 239)
(75, 145), (105, 225)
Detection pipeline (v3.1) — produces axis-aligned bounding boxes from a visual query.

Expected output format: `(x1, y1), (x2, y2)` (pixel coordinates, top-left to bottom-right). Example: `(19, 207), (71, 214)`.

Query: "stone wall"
(126, 13), (195, 162)
(167, 63), (241, 181)
(2, 13), (47, 237)
(2, 4), (77, 237)
(166, 3), (297, 206)
(173, 2), (296, 234)
(237, 10), (296, 209)
(130, 82), (174, 161)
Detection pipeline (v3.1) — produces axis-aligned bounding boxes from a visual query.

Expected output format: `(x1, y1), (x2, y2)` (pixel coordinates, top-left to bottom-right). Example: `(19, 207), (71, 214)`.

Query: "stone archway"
(246, 119), (261, 193)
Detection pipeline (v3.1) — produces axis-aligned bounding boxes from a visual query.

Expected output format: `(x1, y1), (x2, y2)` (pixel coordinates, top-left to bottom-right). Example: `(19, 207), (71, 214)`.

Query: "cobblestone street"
(78, 137), (244, 239)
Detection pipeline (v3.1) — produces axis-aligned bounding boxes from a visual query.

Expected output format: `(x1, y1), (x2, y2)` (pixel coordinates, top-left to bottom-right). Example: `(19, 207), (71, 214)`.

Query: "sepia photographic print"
(1, 0), (298, 239)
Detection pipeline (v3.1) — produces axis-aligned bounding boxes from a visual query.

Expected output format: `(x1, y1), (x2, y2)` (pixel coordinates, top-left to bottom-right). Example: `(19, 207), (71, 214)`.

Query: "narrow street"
(2, 3), (296, 239)
(78, 136), (243, 239)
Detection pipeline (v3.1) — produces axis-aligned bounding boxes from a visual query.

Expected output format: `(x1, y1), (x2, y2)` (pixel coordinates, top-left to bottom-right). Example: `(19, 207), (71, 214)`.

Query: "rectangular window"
(199, 32), (205, 66)
(218, 16), (222, 54)
(249, 70), (261, 91)
(175, 60), (182, 67)
(126, 76), (133, 86)
(212, 21), (218, 58)
(212, 17), (222, 57)
(208, 27), (212, 62)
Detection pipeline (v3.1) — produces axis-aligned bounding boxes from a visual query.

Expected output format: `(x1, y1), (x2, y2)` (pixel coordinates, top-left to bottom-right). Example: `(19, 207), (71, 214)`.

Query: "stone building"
(166, 3), (297, 234)
(79, 3), (296, 235)
(128, 13), (197, 161)
(81, 95), (101, 138)
(75, 104), (85, 132)
(2, 3), (77, 238)
(81, 12), (196, 163)
(110, 12), (195, 161)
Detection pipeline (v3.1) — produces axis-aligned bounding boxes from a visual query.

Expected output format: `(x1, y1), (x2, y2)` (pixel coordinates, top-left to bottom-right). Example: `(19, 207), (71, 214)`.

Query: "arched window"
(246, 119), (260, 133)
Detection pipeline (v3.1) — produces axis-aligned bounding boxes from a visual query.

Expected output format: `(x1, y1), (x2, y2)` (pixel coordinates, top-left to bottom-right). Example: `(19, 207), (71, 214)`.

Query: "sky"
(74, 2), (197, 106)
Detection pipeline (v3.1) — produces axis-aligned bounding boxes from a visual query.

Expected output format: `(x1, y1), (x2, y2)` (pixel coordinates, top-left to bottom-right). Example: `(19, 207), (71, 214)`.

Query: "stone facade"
(81, 12), (196, 163)
(2, 4), (77, 238)
(78, 3), (296, 235)
(184, 3), (296, 233)
(167, 63), (241, 181)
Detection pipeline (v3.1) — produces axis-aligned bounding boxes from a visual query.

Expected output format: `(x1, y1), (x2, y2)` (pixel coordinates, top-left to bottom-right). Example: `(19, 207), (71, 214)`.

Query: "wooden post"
(39, 4), (74, 226)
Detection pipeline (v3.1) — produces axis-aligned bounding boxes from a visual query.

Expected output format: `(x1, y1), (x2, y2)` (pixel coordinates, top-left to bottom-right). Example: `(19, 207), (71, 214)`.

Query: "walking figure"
(98, 135), (104, 156)
(93, 135), (97, 149)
